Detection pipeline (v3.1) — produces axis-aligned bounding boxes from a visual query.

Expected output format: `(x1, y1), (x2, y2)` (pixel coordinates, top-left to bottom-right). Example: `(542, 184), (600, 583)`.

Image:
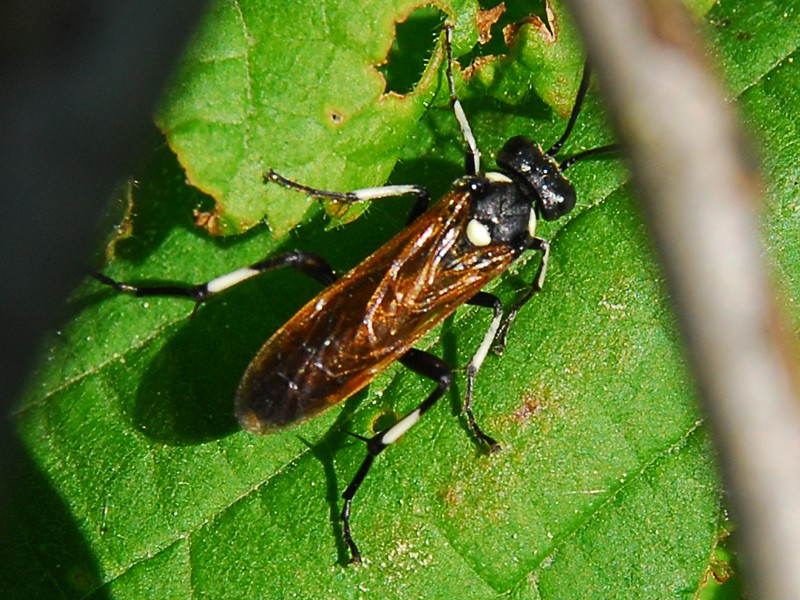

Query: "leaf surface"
(6, 0), (800, 598)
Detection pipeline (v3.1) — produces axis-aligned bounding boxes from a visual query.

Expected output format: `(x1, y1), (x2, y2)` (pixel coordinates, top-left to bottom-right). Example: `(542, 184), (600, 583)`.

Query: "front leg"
(463, 291), (504, 451)
(493, 237), (550, 355)
(265, 169), (430, 224)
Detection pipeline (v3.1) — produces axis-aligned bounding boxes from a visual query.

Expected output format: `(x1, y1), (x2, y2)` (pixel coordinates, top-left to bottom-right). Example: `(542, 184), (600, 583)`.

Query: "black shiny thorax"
(452, 132), (580, 256)
(457, 175), (533, 252)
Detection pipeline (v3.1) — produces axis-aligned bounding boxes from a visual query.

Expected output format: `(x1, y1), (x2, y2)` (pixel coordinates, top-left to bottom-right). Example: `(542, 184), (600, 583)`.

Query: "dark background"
(0, 0), (209, 508)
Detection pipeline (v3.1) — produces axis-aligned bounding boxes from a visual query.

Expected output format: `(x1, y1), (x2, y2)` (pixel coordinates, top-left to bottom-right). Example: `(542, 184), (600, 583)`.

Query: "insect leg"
(266, 169), (431, 225)
(444, 24), (480, 175)
(92, 249), (337, 314)
(463, 291), (503, 451)
(340, 348), (453, 563)
(493, 237), (550, 355)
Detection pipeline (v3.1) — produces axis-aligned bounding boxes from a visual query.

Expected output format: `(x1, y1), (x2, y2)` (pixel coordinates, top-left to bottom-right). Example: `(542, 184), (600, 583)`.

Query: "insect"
(94, 25), (617, 563)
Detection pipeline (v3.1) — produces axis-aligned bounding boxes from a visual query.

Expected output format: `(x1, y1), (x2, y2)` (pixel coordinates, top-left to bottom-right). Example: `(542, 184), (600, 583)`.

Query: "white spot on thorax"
(466, 219), (491, 247)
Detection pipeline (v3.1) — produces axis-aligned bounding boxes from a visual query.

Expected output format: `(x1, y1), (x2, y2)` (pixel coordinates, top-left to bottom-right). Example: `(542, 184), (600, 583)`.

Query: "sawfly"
(94, 24), (617, 563)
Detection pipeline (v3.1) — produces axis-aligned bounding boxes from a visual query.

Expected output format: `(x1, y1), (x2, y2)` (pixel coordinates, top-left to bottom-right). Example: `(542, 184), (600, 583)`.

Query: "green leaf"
(154, 0), (473, 236)
(6, 0), (800, 597)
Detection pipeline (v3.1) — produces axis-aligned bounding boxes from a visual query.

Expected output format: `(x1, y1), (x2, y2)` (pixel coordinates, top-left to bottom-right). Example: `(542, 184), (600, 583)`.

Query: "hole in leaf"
(328, 108), (345, 125)
(461, 0), (549, 63)
(378, 5), (445, 95)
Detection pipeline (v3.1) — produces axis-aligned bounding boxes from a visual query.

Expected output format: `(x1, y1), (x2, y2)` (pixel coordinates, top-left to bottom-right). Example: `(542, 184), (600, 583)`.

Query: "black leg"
(266, 169), (431, 227)
(493, 237), (550, 355)
(405, 191), (432, 225)
(340, 348), (453, 563)
(463, 291), (503, 451)
(92, 248), (337, 314)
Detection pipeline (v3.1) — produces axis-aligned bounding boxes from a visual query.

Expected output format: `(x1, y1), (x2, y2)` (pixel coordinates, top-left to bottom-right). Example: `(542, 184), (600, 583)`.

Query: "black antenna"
(560, 143), (619, 171)
(546, 62), (619, 170)
(547, 62), (593, 156)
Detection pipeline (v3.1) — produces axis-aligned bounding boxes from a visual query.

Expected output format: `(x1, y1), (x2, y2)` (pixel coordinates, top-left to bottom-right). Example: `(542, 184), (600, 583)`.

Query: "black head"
(496, 135), (577, 221)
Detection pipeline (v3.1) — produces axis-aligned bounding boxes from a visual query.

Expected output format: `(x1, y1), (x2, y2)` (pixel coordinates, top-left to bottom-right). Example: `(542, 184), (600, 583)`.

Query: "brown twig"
(563, 1), (800, 598)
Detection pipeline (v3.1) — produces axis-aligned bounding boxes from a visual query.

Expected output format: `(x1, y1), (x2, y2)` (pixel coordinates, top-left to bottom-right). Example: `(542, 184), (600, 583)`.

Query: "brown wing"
(235, 189), (518, 434)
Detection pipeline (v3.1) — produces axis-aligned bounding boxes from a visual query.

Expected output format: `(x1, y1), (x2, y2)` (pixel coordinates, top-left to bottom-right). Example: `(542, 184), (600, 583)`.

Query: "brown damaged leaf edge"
(476, 3), (506, 44)
(103, 180), (136, 261)
(696, 526), (736, 592)
(503, 0), (559, 47)
(463, 3), (561, 82)
(193, 206), (228, 237)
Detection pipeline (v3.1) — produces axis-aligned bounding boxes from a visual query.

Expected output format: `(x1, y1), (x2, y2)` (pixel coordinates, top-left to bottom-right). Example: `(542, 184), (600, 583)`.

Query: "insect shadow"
(296, 398), (366, 565)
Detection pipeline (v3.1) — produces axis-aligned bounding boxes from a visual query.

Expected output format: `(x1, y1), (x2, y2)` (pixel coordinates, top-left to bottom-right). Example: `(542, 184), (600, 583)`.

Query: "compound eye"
(466, 219), (492, 247)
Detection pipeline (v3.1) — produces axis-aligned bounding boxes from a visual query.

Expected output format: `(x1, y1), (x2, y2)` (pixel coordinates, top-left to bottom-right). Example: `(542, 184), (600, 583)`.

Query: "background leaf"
(5, 0), (800, 598)
(155, 0), (474, 235)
